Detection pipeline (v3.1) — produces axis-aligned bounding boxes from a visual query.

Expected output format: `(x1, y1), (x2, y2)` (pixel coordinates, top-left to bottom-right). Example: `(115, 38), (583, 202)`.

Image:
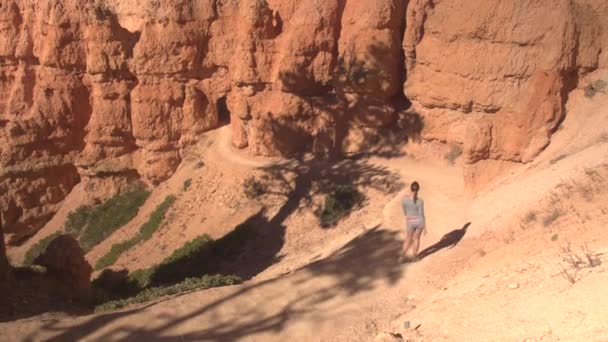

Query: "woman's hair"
(410, 181), (420, 203)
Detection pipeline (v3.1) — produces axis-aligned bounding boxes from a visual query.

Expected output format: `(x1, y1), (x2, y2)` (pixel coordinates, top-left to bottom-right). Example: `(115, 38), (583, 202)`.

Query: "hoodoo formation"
(1, 0), (606, 251)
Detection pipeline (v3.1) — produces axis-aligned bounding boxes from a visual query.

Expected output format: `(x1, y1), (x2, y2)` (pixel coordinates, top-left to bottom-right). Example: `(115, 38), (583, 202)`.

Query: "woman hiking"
(400, 181), (426, 262)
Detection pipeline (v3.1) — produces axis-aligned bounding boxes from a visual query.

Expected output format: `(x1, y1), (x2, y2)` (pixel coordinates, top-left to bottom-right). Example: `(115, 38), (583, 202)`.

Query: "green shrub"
(94, 240), (139, 271)
(146, 222), (256, 286)
(151, 235), (215, 284)
(95, 195), (176, 270)
(543, 208), (563, 227)
(127, 268), (156, 289)
(66, 186), (150, 251)
(584, 79), (607, 98)
(23, 232), (61, 265)
(319, 186), (363, 227)
(445, 145), (463, 165)
(91, 222), (254, 312)
(95, 274), (241, 312)
(183, 179), (192, 192)
(64, 206), (93, 235)
(151, 224), (257, 284)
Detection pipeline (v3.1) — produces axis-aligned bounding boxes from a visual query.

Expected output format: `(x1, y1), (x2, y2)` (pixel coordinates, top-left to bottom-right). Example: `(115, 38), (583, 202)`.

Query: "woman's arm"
(421, 200), (427, 234)
(421, 199), (425, 220)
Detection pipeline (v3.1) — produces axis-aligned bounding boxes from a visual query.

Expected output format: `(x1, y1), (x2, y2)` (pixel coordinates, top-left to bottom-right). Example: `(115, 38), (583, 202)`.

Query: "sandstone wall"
(404, 0), (607, 187)
(0, 0), (605, 238)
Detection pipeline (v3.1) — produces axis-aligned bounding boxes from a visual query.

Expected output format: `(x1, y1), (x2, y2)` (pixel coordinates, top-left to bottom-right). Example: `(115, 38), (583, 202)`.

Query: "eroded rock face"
(33, 234), (92, 290)
(404, 0), (607, 187)
(1, 0), (606, 236)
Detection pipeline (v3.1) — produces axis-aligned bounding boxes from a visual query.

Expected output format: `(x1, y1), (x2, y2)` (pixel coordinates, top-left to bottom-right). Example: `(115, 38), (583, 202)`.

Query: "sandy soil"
(2, 80), (608, 342)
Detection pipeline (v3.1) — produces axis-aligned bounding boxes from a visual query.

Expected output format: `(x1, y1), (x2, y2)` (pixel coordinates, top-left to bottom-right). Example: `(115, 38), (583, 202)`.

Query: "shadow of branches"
(211, 152), (405, 280)
(273, 40), (423, 159)
(20, 25), (423, 342)
(38, 226), (406, 342)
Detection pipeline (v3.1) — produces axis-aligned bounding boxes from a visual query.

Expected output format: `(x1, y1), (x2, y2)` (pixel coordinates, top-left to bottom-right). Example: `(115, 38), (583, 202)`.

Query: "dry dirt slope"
(2, 78), (608, 341)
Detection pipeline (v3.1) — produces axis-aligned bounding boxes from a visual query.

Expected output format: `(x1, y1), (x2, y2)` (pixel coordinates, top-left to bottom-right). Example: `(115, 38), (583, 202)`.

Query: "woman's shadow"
(417, 222), (471, 260)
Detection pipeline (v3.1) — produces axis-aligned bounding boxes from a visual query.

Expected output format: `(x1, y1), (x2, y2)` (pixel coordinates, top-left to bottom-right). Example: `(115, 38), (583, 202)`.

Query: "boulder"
(33, 234), (92, 291)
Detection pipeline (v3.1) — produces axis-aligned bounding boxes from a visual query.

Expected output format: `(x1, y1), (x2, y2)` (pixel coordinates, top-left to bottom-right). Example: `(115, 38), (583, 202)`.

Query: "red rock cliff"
(0, 0), (606, 238)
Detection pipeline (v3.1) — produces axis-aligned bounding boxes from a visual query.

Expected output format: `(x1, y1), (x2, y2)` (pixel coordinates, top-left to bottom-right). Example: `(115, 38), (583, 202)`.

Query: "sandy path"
(2, 125), (472, 341)
(212, 125), (279, 169)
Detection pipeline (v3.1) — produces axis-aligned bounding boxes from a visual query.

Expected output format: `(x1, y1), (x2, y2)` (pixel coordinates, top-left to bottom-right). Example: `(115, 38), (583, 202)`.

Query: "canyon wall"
(0, 0), (606, 239)
(405, 0), (608, 187)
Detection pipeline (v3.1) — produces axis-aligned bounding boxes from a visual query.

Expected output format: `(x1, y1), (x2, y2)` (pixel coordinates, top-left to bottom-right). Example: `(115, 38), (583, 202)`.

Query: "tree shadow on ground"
(272, 40), (423, 159)
(306, 226), (403, 295)
(149, 153), (406, 285)
(37, 226), (406, 342)
(417, 222), (471, 260)
(89, 149), (407, 322)
(30, 142), (410, 340)
(16, 30), (429, 339)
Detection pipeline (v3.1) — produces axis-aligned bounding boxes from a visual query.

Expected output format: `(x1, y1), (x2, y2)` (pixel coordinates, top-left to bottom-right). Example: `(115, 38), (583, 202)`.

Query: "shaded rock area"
(33, 234), (92, 291)
(0, 0), (606, 237)
(0, 216), (11, 287)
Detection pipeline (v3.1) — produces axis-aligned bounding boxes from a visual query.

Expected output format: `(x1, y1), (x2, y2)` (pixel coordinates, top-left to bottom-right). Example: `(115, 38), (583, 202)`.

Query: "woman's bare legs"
(412, 228), (424, 259)
(402, 229), (414, 258)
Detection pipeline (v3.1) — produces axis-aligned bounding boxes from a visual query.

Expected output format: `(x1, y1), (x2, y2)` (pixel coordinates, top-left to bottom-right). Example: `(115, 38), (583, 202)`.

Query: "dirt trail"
(3, 80), (608, 341)
(2, 121), (471, 341)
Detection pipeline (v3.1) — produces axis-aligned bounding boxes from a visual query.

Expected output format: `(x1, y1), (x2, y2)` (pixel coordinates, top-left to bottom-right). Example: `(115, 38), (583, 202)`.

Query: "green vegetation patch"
(445, 145), (463, 165)
(152, 223), (256, 285)
(183, 179), (192, 192)
(318, 185), (364, 227)
(95, 274), (241, 312)
(584, 79), (607, 98)
(95, 195), (176, 270)
(22, 232), (62, 266)
(66, 186), (150, 251)
(543, 208), (563, 227)
(92, 224), (256, 311)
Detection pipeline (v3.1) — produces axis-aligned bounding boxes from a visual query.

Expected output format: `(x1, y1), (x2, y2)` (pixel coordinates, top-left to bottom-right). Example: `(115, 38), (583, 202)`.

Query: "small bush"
(92, 227), (251, 311)
(445, 145), (463, 165)
(91, 220), (256, 312)
(542, 208), (563, 227)
(183, 179), (192, 192)
(66, 186), (150, 251)
(95, 195), (176, 270)
(319, 186), (363, 227)
(95, 274), (241, 312)
(151, 235), (215, 285)
(149, 222), (256, 286)
(243, 176), (266, 199)
(23, 232), (61, 265)
(559, 244), (602, 284)
(584, 79), (607, 98)
(522, 211), (537, 224)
